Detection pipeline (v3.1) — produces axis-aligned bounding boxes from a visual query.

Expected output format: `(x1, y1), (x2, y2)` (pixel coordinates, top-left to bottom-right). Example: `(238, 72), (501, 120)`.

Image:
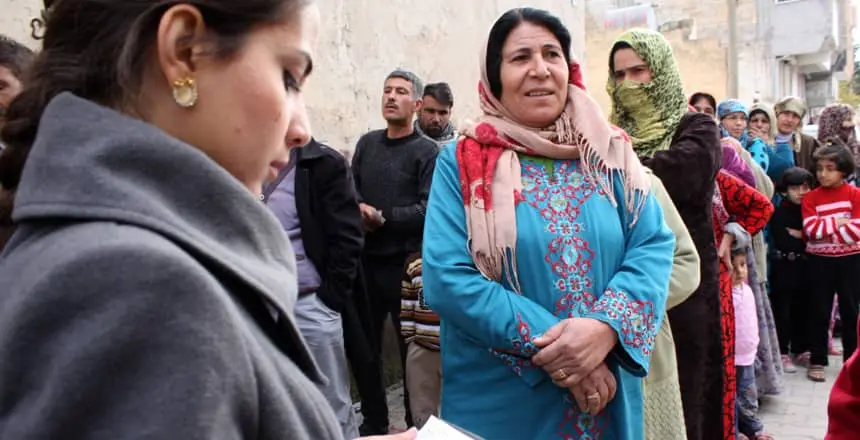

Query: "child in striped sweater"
(802, 142), (860, 382)
(399, 252), (441, 428)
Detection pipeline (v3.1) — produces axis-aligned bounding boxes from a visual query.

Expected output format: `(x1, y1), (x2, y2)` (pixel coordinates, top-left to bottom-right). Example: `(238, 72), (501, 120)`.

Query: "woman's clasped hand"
(532, 317), (619, 415)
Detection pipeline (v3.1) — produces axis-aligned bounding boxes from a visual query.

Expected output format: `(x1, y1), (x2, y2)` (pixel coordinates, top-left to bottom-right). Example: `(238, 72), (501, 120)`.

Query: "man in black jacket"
(264, 138), (385, 439)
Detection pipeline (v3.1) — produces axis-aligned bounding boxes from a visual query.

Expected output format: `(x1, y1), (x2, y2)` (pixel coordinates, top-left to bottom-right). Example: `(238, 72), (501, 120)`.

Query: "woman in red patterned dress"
(713, 171), (774, 439)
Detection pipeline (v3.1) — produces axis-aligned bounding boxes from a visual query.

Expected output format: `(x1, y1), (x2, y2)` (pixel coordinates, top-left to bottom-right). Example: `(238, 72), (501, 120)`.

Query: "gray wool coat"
(0, 93), (343, 439)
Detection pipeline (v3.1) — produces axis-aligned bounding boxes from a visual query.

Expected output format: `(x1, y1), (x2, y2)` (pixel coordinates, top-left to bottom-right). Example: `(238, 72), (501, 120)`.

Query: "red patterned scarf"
(456, 52), (650, 292)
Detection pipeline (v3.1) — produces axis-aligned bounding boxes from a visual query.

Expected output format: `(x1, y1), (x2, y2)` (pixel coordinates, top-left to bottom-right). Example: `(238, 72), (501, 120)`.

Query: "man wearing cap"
(768, 96), (820, 183)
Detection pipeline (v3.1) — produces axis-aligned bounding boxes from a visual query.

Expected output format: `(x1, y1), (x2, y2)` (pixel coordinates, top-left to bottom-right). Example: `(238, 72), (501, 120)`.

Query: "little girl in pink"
(732, 244), (773, 440)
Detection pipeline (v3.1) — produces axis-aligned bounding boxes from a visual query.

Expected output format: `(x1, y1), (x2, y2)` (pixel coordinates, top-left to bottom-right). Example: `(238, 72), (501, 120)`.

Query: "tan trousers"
(405, 342), (442, 428)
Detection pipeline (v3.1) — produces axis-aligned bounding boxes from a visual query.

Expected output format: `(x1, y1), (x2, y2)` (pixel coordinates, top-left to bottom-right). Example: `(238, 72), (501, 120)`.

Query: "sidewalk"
(759, 354), (841, 440)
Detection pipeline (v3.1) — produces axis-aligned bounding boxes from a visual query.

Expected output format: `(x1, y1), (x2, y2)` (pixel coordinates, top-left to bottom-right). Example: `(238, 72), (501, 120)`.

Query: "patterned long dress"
(713, 171), (775, 440)
(423, 147), (675, 439)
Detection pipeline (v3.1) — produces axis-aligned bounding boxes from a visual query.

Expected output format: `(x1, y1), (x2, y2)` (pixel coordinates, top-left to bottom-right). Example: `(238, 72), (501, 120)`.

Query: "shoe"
(794, 352), (811, 368)
(781, 354), (797, 373)
(359, 423), (388, 436)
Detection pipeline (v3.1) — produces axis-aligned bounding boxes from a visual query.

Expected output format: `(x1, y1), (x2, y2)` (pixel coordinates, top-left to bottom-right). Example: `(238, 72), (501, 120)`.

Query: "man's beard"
(421, 123), (443, 138)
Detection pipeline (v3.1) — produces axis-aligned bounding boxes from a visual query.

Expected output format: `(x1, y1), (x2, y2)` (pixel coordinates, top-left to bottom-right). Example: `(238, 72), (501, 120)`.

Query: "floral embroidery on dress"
(521, 158), (613, 439)
(558, 394), (609, 439)
(520, 159), (597, 319)
(491, 312), (537, 375)
(592, 288), (658, 358)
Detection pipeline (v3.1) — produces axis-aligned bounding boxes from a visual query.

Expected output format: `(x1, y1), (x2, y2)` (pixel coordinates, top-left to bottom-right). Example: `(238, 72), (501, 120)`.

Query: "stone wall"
(0, 0), (587, 153)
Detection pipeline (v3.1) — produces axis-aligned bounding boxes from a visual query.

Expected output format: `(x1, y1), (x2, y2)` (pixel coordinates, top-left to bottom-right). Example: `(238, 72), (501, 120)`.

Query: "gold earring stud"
(172, 77), (198, 108)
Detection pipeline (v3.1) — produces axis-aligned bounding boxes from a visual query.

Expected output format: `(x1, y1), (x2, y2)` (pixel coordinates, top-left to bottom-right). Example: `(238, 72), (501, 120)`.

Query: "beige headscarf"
(774, 96), (807, 152)
(457, 39), (649, 291)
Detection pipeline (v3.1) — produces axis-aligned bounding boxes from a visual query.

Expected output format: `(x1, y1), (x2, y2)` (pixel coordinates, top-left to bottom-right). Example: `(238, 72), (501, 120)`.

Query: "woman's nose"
(286, 104), (312, 148)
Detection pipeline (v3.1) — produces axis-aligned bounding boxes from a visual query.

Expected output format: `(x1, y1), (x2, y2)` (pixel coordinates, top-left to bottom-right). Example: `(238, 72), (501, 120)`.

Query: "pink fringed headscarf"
(456, 45), (650, 291)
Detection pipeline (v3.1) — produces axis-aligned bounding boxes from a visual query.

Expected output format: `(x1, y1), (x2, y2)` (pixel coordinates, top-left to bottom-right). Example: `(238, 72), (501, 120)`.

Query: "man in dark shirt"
(351, 69), (438, 434)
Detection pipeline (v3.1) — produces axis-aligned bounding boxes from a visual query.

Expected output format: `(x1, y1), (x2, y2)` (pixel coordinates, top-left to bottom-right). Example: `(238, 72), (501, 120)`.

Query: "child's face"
(785, 183), (811, 204)
(817, 159), (845, 188)
(731, 254), (748, 284)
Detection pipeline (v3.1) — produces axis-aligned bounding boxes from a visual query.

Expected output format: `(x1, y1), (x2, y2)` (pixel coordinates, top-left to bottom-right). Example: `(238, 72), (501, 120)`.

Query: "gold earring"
(172, 77), (198, 108)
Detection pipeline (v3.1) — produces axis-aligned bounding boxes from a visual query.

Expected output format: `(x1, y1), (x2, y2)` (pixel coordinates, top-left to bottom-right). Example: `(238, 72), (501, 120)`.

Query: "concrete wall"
(0, 0), (43, 50)
(772, 0), (838, 57)
(306, 0), (585, 152)
(0, 0), (587, 153)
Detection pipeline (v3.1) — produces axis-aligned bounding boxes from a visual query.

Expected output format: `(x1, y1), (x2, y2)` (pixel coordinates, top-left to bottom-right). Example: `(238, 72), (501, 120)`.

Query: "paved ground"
(759, 352), (841, 440)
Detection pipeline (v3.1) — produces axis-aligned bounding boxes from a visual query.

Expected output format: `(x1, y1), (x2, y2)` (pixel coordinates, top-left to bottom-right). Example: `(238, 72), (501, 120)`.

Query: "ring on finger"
(586, 392), (601, 413)
(555, 368), (568, 381)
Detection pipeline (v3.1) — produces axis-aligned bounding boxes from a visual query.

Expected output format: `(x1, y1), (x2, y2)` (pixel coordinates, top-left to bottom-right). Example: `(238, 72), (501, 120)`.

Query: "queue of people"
(1, 2), (860, 440)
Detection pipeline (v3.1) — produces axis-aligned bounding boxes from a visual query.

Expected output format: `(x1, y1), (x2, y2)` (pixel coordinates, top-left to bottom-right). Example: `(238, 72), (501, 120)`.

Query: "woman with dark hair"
(0, 1), (411, 439)
(422, 8), (674, 439)
(690, 92), (717, 119)
(606, 28), (726, 440)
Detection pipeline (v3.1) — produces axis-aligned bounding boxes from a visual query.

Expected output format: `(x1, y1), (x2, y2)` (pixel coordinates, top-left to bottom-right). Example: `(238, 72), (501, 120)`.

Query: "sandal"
(808, 365), (826, 382)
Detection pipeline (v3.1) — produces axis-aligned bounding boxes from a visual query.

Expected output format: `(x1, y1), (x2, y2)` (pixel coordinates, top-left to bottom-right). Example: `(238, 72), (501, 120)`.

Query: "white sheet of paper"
(416, 416), (476, 440)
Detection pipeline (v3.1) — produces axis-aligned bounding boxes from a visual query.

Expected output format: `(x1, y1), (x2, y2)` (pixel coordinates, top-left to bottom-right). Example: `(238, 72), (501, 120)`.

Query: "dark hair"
(748, 108), (768, 120)
(423, 82), (454, 107)
(813, 140), (856, 178)
(776, 167), (814, 193)
(486, 8), (571, 99)
(0, 0), (307, 198)
(0, 35), (35, 79)
(730, 247), (747, 260)
(689, 92), (716, 111)
(386, 69), (423, 99)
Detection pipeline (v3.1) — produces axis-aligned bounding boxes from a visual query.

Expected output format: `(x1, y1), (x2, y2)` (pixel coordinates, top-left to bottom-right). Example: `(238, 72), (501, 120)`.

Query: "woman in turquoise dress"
(422, 9), (675, 439)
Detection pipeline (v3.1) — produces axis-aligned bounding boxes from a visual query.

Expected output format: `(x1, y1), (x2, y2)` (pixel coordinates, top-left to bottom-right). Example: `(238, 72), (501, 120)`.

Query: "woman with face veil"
(422, 9), (674, 439)
(607, 28), (727, 440)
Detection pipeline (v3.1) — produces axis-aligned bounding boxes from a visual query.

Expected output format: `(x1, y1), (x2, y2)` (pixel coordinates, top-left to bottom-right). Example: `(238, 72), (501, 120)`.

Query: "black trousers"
(343, 300), (389, 436)
(769, 257), (812, 355)
(809, 254), (860, 366)
(362, 254), (413, 428)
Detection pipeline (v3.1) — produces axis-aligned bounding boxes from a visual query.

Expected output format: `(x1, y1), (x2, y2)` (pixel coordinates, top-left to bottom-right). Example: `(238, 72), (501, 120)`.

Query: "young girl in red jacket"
(802, 141), (860, 382)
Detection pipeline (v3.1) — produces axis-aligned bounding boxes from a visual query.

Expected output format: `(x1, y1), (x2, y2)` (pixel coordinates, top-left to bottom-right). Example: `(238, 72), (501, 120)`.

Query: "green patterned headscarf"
(606, 29), (688, 157)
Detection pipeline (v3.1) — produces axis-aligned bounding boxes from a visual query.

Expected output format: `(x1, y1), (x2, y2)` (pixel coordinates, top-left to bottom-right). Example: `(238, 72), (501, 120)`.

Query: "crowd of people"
(1, 1), (860, 440)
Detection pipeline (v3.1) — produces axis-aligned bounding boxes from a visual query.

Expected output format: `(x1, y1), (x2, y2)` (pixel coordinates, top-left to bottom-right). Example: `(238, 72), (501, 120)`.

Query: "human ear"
(154, 5), (210, 87)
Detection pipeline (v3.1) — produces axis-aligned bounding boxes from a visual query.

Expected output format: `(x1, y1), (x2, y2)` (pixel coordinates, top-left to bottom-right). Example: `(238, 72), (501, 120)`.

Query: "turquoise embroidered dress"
(423, 147), (674, 439)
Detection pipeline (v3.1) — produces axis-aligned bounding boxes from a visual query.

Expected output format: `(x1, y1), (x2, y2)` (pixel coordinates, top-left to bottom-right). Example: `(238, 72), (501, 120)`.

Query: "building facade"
(582, 0), (854, 116)
(772, 0), (855, 119)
